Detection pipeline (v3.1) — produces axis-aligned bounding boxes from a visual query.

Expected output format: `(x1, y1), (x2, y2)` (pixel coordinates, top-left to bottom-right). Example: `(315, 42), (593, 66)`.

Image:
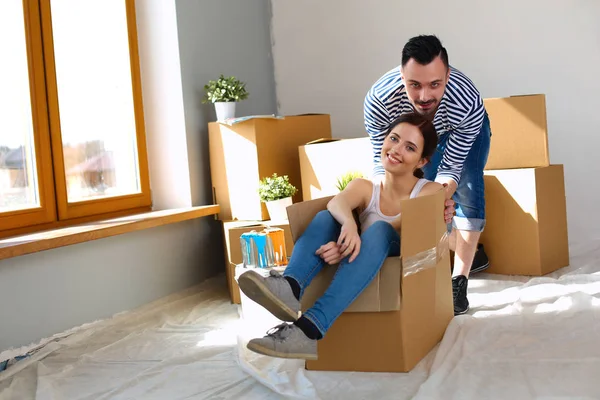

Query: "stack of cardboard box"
(208, 115), (332, 303)
(210, 116), (454, 372)
(480, 94), (570, 276)
(278, 94), (570, 373)
(210, 93), (570, 373)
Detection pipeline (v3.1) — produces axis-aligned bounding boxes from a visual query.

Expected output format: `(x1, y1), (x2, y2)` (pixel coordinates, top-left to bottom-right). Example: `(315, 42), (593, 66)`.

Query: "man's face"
(401, 56), (449, 116)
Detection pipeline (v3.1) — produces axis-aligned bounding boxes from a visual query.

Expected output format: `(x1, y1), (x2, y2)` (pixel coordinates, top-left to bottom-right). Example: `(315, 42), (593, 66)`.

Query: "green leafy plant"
(202, 74), (249, 103)
(258, 173), (297, 202)
(336, 171), (365, 192)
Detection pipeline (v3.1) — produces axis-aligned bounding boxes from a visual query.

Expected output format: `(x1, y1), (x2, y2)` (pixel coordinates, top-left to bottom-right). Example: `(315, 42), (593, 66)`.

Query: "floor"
(1, 239), (600, 399)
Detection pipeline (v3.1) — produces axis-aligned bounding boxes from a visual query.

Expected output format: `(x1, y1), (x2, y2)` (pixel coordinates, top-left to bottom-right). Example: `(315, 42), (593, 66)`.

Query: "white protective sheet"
(2, 239), (600, 399)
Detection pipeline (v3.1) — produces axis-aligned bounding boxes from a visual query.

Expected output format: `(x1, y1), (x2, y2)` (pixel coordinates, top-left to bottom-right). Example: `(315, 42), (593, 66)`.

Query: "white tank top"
(358, 178), (430, 231)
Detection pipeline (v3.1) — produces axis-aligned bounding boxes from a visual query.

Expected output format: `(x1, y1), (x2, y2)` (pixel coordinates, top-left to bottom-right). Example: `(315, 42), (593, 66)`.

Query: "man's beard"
(414, 100), (437, 118)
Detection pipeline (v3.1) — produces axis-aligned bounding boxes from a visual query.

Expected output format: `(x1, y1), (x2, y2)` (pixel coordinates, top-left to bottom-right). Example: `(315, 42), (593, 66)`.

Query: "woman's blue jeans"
(283, 210), (400, 337)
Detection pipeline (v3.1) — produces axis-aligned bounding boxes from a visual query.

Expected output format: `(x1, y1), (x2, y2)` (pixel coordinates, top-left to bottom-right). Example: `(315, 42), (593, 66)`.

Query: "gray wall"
(175, 0), (277, 206)
(0, 0), (276, 352)
(0, 220), (211, 350)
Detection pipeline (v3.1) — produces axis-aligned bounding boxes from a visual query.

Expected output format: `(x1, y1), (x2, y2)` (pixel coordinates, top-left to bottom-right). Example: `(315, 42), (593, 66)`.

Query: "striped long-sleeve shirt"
(363, 65), (485, 184)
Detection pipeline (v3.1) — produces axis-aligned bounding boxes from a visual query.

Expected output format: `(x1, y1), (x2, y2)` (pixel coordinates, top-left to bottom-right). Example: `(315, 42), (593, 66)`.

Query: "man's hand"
(441, 181), (457, 224)
(315, 241), (343, 264)
(444, 198), (455, 224)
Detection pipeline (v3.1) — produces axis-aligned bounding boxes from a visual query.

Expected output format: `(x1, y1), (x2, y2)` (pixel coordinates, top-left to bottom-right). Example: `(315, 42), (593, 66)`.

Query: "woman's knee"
(362, 221), (400, 256)
(304, 210), (339, 235)
(313, 210), (336, 224)
(364, 221), (398, 241)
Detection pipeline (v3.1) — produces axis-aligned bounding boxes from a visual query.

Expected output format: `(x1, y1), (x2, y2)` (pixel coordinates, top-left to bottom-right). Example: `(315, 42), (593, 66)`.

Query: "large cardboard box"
(222, 220), (294, 303)
(298, 137), (373, 201)
(286, 192), (454, 373)
(480, 165), (569, 276)
(484, 94), (550, 170)
(209, 115), (332, 221)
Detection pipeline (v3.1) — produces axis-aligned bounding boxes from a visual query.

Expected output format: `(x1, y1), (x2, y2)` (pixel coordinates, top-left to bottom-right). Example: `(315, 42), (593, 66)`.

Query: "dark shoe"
(469, 243), (490, 274)
(452, 275), (469, 315)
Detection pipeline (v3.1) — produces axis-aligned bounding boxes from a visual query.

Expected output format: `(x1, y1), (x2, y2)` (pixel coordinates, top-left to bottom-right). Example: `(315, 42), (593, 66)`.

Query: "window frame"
(1, 0), (152, 237)
(40, 0), (151, 220)
(1, 0), (57, 232)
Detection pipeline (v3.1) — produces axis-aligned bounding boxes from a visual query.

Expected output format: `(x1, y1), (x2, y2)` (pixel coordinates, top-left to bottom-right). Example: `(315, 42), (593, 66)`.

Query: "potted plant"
(258, 173), (298, 221)
(202, 74), (249, 121)
(336, 170), (365, 192)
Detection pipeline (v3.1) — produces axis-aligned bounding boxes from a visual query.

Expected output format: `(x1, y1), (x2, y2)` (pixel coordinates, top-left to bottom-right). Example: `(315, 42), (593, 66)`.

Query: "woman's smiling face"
(381, 122), (427, 173)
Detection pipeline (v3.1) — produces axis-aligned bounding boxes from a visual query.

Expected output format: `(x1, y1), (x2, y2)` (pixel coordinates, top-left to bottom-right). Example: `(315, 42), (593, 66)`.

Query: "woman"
(238, 112), (442, 360)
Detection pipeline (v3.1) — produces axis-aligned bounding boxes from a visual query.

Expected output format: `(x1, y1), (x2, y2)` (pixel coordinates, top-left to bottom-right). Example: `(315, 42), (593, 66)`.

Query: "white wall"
(270, 0), (600, 244)
(136, 0), (192, 210)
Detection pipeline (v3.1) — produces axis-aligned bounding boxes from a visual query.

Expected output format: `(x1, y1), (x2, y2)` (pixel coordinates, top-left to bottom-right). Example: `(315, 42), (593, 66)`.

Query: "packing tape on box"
(402, 231), (450, 277)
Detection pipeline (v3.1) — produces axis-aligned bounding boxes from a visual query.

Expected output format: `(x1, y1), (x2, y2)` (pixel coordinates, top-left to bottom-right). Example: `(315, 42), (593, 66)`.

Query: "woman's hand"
(315, 241), (343, 264)
(337, 221), (361, 262)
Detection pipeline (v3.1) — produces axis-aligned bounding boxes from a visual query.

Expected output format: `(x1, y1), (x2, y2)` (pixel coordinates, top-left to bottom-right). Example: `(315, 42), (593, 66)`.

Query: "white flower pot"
(265, 197), (293, 221)
(214, 102), (236, 121)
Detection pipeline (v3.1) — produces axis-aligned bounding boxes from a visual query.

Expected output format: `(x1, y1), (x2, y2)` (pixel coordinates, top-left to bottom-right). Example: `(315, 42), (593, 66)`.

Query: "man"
(364, 34), (491, 315)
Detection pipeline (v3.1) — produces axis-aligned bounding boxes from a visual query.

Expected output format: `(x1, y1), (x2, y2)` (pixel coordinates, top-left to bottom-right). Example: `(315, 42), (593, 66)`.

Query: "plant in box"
(202, 74), (249, 121)
(335, 170), (365, 192)
(258, 173), (297, 221)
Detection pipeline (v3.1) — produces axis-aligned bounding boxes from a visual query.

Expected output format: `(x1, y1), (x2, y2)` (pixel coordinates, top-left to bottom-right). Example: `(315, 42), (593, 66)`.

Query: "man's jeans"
(422, 111), (492, 232)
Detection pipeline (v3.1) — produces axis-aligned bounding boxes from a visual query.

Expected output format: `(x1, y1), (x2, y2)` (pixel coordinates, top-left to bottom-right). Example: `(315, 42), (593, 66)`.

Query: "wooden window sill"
(0, 205), (220, 261)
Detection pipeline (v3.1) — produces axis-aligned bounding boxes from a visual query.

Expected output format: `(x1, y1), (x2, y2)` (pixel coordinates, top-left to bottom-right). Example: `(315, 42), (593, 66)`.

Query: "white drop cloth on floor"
(2, 239), (600, 399)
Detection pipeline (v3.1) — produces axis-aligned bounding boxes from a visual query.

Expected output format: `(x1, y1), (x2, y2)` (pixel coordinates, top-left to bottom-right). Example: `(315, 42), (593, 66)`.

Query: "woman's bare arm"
(326, 178), (372, 226)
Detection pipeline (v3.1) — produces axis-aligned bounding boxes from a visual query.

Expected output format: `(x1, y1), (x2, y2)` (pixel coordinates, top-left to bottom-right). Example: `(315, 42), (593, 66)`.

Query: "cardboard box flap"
(402, 231), (450, 278)
(484, 93), (544, 101)
(287, 196), (334, 243)
(218, 115), (285, 126)
(399, 189), (448, 276)
(483, 94), (549, 170)
(304, 138), (342, 145)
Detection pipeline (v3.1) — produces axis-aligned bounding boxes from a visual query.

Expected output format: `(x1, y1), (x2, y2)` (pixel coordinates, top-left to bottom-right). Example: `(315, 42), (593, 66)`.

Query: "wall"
(0, 220), (210, 350)
(175, 0), (277, 207)
(0, 0), (276, 352)
(270, 0), (600, 244)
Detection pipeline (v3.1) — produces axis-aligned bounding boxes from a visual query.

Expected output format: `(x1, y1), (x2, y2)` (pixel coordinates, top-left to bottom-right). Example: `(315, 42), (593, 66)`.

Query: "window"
(0, 0), (150, 238)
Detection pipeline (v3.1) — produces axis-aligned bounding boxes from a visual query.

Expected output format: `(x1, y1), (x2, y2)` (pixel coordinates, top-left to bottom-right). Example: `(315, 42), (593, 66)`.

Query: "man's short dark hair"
(401, 35), (449, 69)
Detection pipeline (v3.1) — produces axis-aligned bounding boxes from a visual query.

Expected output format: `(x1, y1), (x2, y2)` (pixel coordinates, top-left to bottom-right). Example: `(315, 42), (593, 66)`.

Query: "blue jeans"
(283, 210), (400, 337)
(422, 111), (492, 232)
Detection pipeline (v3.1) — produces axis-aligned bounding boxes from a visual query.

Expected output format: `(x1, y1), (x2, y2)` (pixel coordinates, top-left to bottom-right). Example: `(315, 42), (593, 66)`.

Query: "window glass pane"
(0, 1), (40, 212)
(51, 0), (141, 202)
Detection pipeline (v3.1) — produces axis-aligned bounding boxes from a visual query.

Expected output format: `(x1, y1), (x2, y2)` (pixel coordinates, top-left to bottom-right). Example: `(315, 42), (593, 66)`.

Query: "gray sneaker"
(247, 323), (317, 360)
(238, 269), (300, 322)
